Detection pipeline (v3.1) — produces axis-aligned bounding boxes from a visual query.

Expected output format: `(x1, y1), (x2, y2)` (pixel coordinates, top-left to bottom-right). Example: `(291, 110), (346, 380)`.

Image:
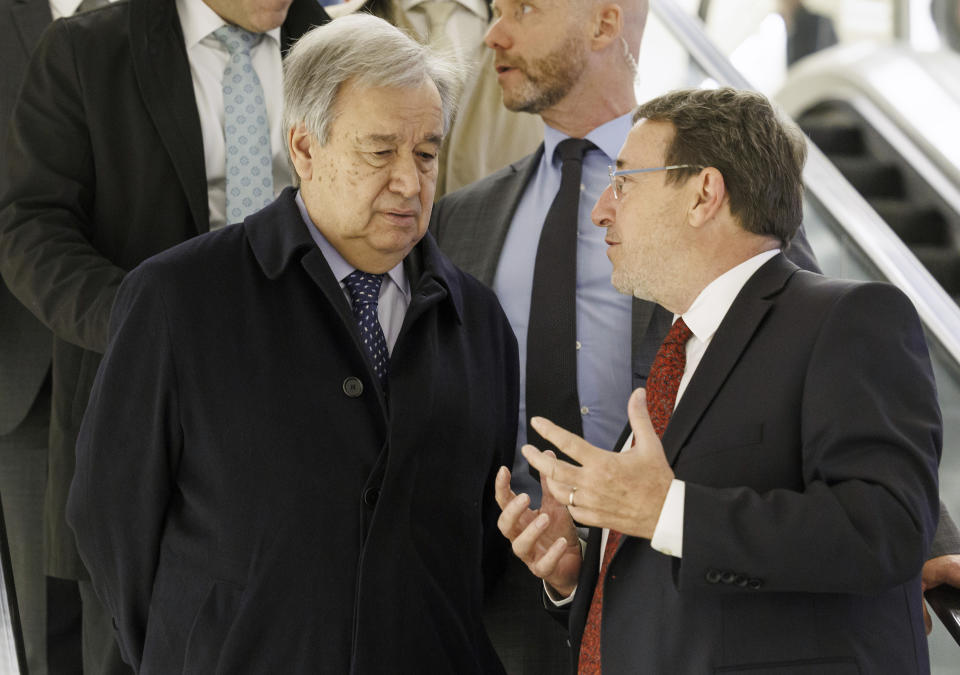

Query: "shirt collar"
(53, 0), (119, 18)
(542, 111), (634, 167)
(400, 0), (488, 20)
(294, 191), (409, 299)
(679, 249), (781, 342)
(176, 0), (281, 50)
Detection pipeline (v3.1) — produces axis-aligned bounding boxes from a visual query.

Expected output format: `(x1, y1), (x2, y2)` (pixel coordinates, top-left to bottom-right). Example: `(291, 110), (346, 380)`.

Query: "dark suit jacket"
(67, 188), (518, 673)
(0, 0), (329, 579)
(0, 0), (52, 437)
(566, 255), (941, 674)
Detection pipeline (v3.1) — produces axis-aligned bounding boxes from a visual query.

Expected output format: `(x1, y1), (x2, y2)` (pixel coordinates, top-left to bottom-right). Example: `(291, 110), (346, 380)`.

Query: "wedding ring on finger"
(568, 486), (578, 507)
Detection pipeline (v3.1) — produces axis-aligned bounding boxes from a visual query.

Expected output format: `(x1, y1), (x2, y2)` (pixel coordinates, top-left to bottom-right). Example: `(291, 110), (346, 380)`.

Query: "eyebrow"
(359, 133), (444, 146)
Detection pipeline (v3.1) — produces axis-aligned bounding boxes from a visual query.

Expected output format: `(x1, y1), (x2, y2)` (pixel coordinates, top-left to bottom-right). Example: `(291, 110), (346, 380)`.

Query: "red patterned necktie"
(577, 318), (693, 674)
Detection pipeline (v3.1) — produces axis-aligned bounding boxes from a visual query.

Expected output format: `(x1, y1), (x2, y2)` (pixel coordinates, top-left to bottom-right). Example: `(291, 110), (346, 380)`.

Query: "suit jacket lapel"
(473, 146), (544, 285)
(130, 0), (208, 234)
(660, 254), (799, 465)
(12, 0), (52, 55)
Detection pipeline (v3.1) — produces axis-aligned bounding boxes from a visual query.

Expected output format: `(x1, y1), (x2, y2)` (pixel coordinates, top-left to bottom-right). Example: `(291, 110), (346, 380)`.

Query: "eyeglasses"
(608, 164), (702, 200)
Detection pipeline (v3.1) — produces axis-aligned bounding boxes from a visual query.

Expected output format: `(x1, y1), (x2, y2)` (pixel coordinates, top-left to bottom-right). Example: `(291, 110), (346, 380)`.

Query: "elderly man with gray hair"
(66, 14), (517, 674)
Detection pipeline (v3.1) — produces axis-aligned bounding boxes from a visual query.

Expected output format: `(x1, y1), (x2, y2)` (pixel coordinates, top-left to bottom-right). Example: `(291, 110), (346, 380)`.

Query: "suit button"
(342, 377), (363, 398)
(748, 578), (763, 590)
(705, 569), (722, 584)
(734, 575), (748, 587)
(363, 487), (379, 507)
(720, 571), (736, 584)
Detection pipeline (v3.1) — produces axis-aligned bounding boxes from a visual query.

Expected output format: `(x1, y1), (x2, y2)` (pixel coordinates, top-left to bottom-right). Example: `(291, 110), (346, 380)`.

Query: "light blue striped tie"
(213, 25), (273, 223)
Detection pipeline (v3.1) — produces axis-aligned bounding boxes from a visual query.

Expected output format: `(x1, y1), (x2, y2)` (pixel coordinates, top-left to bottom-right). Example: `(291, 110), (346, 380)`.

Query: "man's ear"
(688, 167), (726, 229)
(590, 3), (623, 51)
(288, 123), (315, 182)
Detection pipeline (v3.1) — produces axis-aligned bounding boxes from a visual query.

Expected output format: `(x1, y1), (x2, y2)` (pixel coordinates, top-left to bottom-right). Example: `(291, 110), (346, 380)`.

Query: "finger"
(530, 416), (599, 465)
(522, 444), (580, 487)
(510, 512), (552, 565)
(494, 466), (516, 510)
(923, 601), (932, 635)
(530, 535), (571, 579)
(496, 491), (534, 539)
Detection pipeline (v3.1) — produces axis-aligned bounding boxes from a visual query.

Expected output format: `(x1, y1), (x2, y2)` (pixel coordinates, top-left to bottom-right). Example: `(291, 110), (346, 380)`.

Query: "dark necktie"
(578, 318), (693, 674)
(526, 138), (597, 472)
(343, 271), (390, 392)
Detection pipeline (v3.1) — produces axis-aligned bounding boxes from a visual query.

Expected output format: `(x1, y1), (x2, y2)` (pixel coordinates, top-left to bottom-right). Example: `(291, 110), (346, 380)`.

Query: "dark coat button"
(363, 487), (379, 507)
(705, 569), (722, 584)
(748, 578), (763, 590)
(721, 571), (736, 584)
(734, 575), (749, 587)
(343, 377), (363, 397)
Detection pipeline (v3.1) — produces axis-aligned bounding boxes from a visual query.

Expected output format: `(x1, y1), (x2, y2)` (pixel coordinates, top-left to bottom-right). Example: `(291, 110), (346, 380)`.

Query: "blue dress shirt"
(494, 113), (635, 501)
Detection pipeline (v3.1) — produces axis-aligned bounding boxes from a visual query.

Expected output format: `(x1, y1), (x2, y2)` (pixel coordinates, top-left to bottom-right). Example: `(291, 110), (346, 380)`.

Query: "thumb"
(627, 388), (658, 445)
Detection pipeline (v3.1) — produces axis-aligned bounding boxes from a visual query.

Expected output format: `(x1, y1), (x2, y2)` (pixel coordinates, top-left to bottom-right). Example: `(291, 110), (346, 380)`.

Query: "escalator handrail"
(650, 0), (960, 366)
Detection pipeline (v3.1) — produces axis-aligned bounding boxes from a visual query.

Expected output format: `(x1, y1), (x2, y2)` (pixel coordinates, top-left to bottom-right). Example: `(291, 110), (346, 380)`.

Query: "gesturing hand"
(523, 388), (675, 540)
(494, 453), (582, 599)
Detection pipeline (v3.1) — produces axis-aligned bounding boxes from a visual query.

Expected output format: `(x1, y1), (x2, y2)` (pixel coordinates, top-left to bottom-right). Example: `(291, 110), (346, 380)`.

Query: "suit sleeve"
(680, 282), (941, 594)
(66, 265), (181, 670)
(931, 500), (960, 558)
(0, 19), (125, 354)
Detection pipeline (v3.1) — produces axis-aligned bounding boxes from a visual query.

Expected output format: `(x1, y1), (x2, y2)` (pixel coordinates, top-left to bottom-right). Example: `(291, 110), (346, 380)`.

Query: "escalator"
(796, 98), (960, 299)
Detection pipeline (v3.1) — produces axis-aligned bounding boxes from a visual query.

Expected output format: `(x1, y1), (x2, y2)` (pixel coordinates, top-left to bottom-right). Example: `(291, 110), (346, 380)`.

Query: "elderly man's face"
(292, 79), (444, 273)
(485, 0), (589, 113)
(591, 120), (692, 305)
(202, 0), (293, 33)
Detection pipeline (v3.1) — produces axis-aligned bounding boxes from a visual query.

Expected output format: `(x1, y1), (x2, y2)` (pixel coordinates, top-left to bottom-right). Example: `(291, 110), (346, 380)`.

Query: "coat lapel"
(129, 0), (208, 234)
(660, 254), (799, 466)
(12, 0), (52, 55)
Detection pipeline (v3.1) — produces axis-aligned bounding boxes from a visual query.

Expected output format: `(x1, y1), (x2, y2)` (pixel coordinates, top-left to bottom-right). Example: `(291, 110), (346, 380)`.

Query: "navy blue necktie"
(343, 271), (389, 391)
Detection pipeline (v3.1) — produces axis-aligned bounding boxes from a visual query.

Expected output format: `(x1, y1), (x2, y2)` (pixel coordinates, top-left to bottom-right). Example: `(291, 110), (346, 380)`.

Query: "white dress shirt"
(176, 0), (290, 230)
(50, 0), (118, 19)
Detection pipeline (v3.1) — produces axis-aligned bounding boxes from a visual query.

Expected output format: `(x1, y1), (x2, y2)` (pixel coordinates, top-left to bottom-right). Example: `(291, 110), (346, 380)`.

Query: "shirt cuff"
(650, 479), (685, 558)
(544, 581), (577, 606)
(543, 537), (586, 606)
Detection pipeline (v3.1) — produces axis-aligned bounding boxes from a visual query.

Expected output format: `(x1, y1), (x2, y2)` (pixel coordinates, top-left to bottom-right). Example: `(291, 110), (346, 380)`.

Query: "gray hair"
(282, 13), (463, 144)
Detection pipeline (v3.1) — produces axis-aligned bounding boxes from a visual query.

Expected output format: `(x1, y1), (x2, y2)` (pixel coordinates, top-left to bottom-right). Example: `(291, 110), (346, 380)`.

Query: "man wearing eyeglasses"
(499, 86), (942, 674)
(427, 1), (820, 671)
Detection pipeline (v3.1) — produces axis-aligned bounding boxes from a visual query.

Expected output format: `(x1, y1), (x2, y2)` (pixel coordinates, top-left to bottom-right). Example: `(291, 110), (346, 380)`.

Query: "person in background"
(0, 0), (329, 671)
(777, 0), (838, 65)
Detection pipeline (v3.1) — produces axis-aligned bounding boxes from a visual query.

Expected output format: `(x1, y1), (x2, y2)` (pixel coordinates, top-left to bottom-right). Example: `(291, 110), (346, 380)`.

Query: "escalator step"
(797, 107), (867, 155)
(868, 198), (950, 246)
(828, 156), (904, 198)
(801, 124), (866, 155)
(910, 245), (960, 295)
